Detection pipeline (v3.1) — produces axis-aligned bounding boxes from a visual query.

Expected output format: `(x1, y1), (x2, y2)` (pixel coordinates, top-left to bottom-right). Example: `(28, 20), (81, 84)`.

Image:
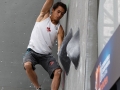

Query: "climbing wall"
(59, 0), (120, 90)
(0, 0), (60, 90)
(59, 0), (98, 90)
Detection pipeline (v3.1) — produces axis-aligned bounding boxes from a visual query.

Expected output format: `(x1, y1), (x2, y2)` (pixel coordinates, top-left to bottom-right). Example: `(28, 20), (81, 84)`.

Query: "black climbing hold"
(66, 29), (80, 69)
(59, 29), (72, 75)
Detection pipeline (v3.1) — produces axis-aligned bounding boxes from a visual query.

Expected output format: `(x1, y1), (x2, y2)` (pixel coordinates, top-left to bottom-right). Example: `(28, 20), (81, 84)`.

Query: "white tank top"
(27, 17), (60, 54)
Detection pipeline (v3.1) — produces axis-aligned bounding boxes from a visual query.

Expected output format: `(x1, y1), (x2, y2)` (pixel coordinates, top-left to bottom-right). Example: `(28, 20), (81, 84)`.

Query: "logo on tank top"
(47, 27), (51, 32)
(49, 61), (54, 66)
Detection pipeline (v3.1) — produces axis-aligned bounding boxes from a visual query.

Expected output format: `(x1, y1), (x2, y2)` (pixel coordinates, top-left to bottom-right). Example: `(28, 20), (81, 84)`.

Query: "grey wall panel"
(60, 0), (98, 90)
(0, 0), (60, 90)
(85, 0), (98, 90)
(60, 0), (87, 90)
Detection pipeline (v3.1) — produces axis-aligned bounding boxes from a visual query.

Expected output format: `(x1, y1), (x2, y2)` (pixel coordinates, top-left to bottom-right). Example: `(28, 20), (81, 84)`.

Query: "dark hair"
(53, 2), (67, 14)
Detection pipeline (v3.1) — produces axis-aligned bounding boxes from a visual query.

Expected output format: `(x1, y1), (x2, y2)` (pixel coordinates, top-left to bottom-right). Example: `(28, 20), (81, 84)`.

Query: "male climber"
(23, 0), (67, 90)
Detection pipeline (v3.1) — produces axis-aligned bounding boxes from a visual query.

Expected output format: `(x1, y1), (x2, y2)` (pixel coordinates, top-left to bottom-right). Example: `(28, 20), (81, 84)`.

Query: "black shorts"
(23, 48), (61, 79)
